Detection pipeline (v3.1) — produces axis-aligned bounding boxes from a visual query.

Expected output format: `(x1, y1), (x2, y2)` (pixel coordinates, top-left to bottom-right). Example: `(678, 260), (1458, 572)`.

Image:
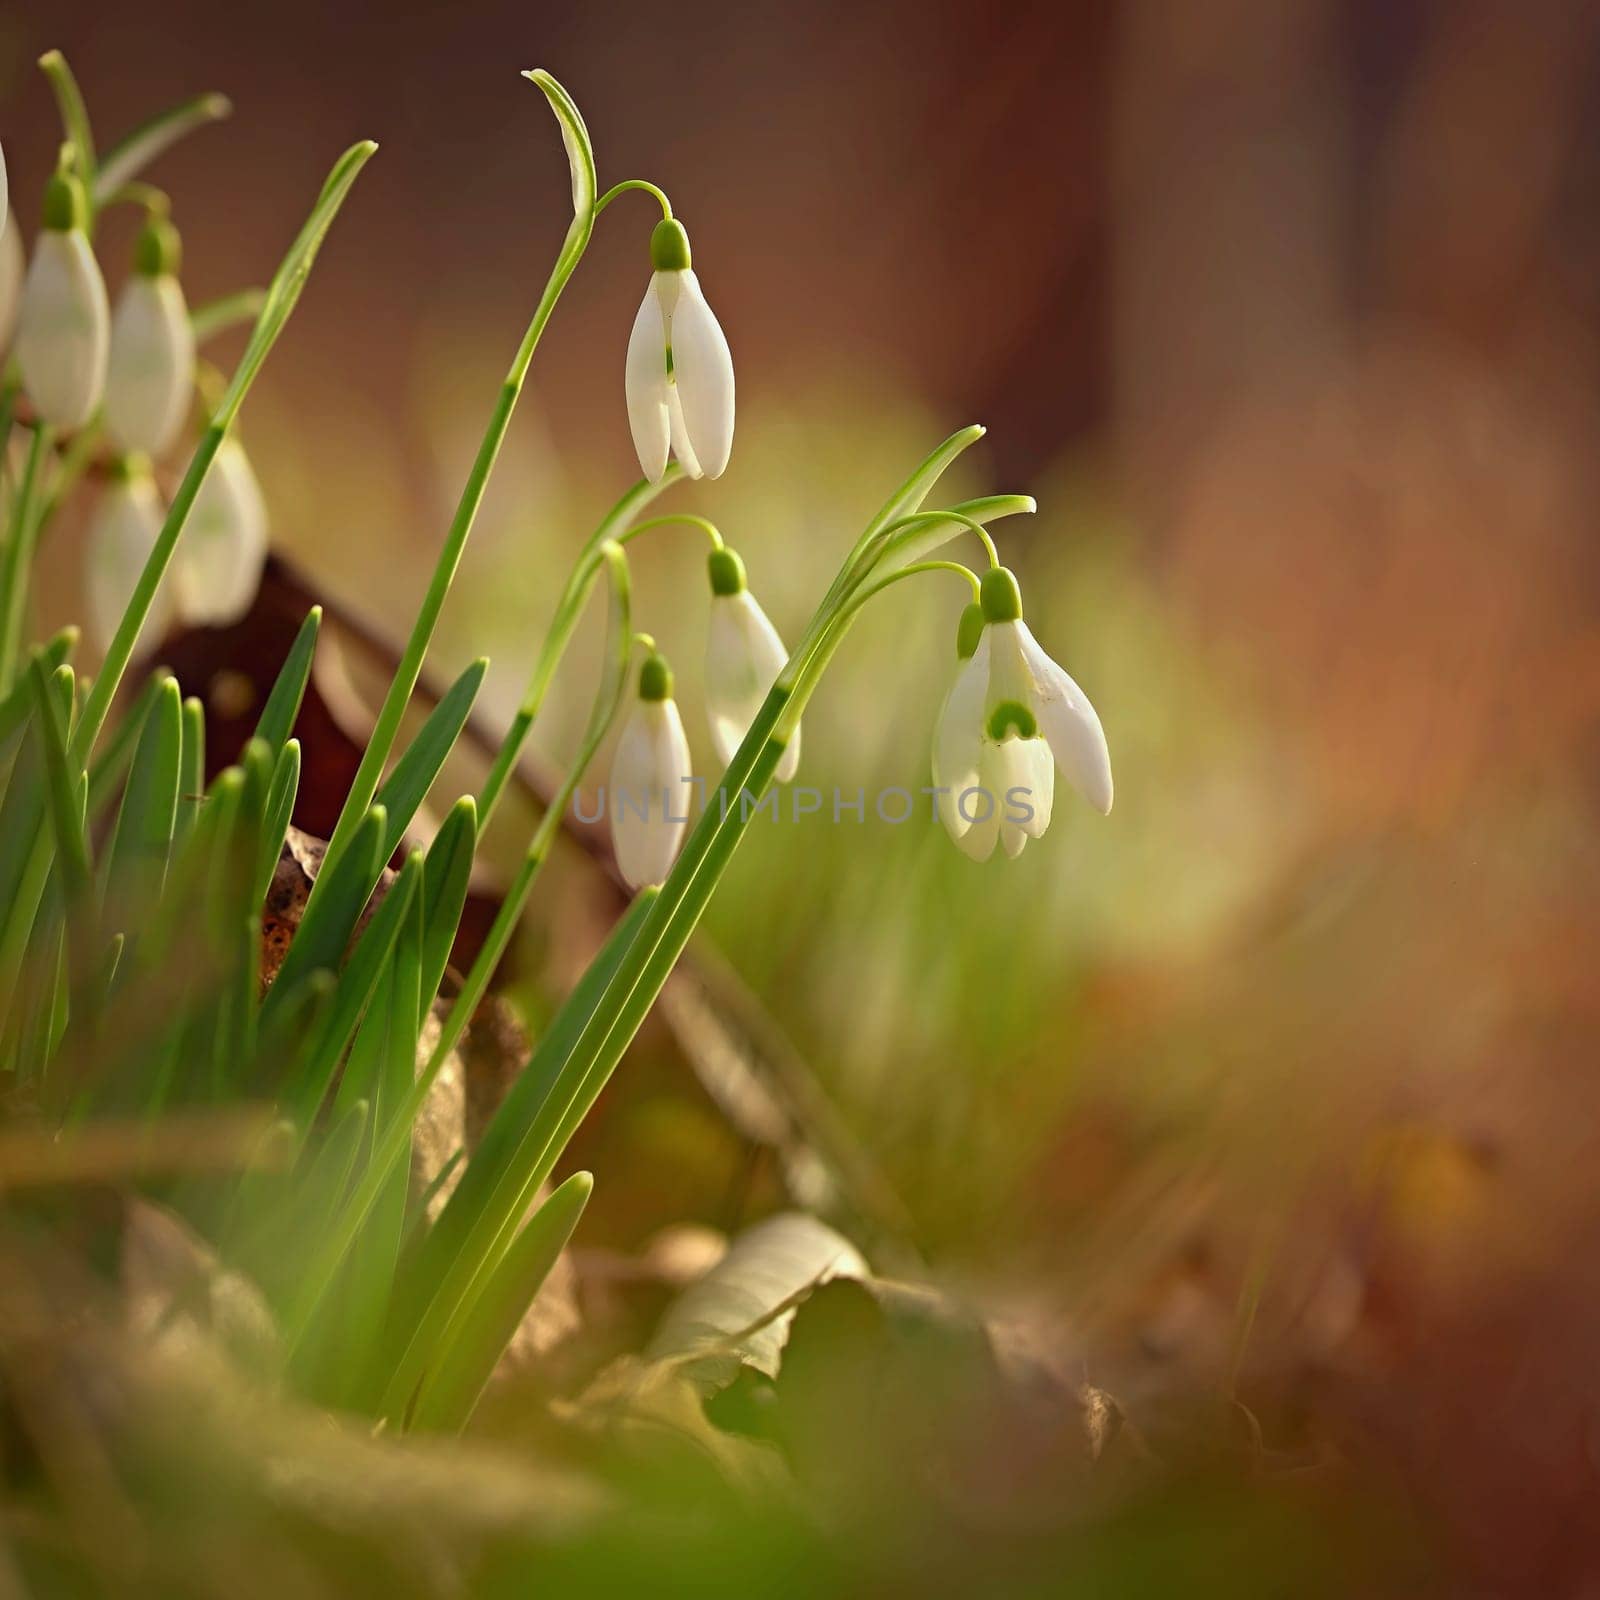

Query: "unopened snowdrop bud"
(104, 218), (195, 458)
(704, 546), (798, 781)
(15, 171), (110, 429)
(174, 437), (269, 628)
(625, 217), (735, 482)
(86, 455), (172, 654)
(932, 566), (1112, 862)
(610, 651), (695, 891)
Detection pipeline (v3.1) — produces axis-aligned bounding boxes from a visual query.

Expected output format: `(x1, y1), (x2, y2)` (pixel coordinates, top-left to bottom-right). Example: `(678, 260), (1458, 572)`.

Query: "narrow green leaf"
(523, 69), (597, 239)
(263, 804), (385, 1016)
(176, 694), (205, 846)
(283, 848), (421, 1127)
(0, 628), (76, 753)
(100, 677), (182, 908)
(418, 796), (476, 1020)
(254, 739), (301, 906)
(73, 139), (377, 770)
(215, 141), (378, 431)
(253, 607), (320, 751)
(373, 657), (486, 862)
(407, 1172), (592, 1433)
(379, 891), (656, 1416)
(94, 90), (231, 200)
(86, 671), (168, 823)
(29, 663), (89, 905)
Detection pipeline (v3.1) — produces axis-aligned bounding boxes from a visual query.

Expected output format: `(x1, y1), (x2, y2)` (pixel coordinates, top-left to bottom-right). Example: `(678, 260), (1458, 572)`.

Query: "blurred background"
(7, 0), (1600, 1587)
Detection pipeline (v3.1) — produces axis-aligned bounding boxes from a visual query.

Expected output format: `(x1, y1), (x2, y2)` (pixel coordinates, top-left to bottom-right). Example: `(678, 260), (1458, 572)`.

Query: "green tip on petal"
(979, 566), (1023, 624)
(42, 171), (88, 232)
(108, 451), (152, 485)
(639, 651), (674, 702)
(650, 217), (691, 272)
(707, 546), (746, 597)
(135, 217), (182, 277)
(986, 699), (1038, 741)
(955, 602), (985, 660)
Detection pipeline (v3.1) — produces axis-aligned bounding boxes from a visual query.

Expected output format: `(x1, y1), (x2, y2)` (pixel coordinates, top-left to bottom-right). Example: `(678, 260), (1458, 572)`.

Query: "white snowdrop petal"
(0, 146), (8, 238)
(668, 271), (734, 479)
(609, 697), (694, 890)
(86, 474), (171, 654)
(15, 230), (110, 429)
(953, 741), (1004, 862)
(1015, 621), (1113, 815)
(174, 439), (269, 628)
(0, 216), (24, 353)
(1009, 735), (1055, 839)
(105, 275), (195, 457)
(666, 383), (703, 479)
(625, 284), (671, 483)
(931, 631), (990, 841)
(705, 591), (792, 773)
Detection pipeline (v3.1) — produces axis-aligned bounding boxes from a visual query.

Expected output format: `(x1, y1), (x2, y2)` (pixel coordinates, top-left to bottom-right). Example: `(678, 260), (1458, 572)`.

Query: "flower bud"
(85, 455), (172, 654)
(174, 438), (268, 628)
(15, 172), (109, 430)
(610, 653), (694, 891)
(705, 550), (797, 781)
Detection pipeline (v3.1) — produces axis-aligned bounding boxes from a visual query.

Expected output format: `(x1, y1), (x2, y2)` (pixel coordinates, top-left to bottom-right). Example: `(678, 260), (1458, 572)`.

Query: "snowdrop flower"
(933, 568), (1112, 862)
(0, 210), (23, 353)
(174, 437), (269, 628)
(704, 546), (799, 781)
(15, 170), (109, 430)
(609, 651), (694, 891)
(625, 218), (734, 483)
(86, 455), (172, 654)
(105, 218), (195, 458)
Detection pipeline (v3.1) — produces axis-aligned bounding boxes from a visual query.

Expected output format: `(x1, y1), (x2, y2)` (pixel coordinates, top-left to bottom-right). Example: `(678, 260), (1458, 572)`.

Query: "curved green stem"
(595, 179), (672, 219)
(39, 51), (95, 185)
(883, 508), (999, 568)
(316, 74), (595, 889)
(614, 512), (723, 552)
(98, 180), (170, 218)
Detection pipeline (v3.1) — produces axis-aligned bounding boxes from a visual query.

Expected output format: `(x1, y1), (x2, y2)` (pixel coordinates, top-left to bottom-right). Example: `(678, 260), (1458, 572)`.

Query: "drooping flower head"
(105, 217), (195, 458)
(173, 436), (269, 629)
(933, 567), (1111, 861)
(15, 168), (109, 430)
(625, 218), (734, 483)
(85, 453), (172, 654)
(610, 650), (696, 891)
(704, 545), (799, 781)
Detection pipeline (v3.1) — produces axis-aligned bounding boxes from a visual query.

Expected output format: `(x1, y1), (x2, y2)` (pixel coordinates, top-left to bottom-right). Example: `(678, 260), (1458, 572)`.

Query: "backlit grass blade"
(377, 890), (656, 1417)
(262, 804), (385, 1020)
(177, 695), (205, 846)
(86, 672), (168, 823)
(406, 1172), (592, 1433)
(29, 664), (89, 906)
(255, 739), (301, 906)
(283, 848), (421, 1127)
(418, 797), (476, 1021)
(253, 607), (321, 752)
(100, 676), (182, 910)
(73, 138), (377, 769)
(0, 628), (76, 754)
(372, 656), (486, 861)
